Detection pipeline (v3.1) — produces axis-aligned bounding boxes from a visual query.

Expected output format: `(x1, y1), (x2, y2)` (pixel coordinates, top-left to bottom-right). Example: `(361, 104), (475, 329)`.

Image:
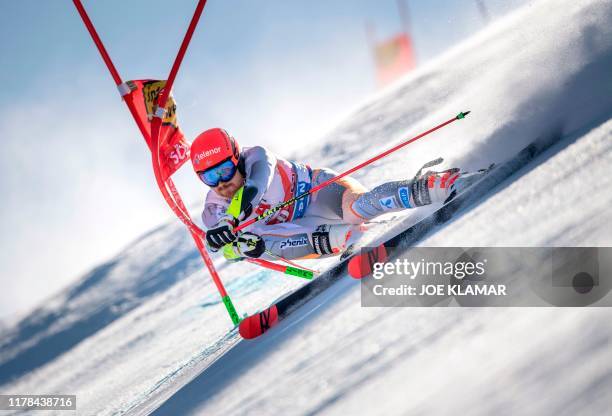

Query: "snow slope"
(1, 0), (612, 414)
(153, 116), (612, 416)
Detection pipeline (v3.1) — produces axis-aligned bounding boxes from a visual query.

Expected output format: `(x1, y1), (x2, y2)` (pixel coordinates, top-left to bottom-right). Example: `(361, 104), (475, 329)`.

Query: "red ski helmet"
(190, 128), (240, 173)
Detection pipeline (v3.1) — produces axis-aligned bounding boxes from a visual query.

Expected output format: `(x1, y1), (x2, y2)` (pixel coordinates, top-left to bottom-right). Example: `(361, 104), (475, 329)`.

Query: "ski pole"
(246, 258), (315, 280)
(235, 111), (470, 232)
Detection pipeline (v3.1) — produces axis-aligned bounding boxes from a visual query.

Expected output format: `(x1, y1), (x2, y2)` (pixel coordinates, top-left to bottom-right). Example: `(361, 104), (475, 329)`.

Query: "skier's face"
(213, 169), (244, 199)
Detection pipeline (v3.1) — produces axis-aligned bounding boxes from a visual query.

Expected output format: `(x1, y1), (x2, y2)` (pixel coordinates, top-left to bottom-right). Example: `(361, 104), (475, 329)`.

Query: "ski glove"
(206, 215), (238, 251)
(223, 232), (266, 261)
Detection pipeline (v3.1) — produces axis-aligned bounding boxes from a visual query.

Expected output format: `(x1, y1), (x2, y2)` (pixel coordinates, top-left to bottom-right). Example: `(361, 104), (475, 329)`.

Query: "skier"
(192, 128), (469, 262)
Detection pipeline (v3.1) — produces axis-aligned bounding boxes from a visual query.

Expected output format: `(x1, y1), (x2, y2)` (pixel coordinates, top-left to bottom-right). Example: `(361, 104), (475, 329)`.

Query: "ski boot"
(411, 158), (494, 206)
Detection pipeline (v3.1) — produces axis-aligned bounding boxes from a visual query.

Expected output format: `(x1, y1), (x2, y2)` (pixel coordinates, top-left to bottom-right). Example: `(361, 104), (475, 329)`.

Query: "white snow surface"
(1, 0), (612, 414)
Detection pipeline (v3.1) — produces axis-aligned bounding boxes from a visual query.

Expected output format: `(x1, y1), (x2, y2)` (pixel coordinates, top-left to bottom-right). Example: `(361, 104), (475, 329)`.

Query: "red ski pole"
(235, 111), (470, 232)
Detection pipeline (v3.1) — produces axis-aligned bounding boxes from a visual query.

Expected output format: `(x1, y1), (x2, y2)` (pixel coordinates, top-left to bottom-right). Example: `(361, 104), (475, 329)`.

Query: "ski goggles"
(197, 159), (238, 187)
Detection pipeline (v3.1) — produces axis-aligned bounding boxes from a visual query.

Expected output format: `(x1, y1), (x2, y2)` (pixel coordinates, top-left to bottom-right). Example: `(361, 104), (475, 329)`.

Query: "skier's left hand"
(238, 232), (265, 258)
(223, 232), (265, 261)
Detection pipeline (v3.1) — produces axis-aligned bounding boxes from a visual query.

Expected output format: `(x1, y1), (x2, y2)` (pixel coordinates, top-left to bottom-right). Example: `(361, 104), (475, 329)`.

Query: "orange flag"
(375, 34), (416, 86)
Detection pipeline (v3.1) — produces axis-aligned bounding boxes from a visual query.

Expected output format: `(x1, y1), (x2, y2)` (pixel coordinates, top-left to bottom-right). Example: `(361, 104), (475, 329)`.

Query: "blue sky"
(0, 0), (526, 320)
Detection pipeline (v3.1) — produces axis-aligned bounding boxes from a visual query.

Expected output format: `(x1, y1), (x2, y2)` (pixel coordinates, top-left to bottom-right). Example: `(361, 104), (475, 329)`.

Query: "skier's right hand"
(205, 215), (238, 251)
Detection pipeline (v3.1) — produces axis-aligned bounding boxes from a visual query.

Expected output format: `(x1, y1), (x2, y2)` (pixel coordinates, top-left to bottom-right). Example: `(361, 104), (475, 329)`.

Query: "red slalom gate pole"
(235, 111), (471, 232)
(158, 0), (207, 112)
(72, 0), (122, 85)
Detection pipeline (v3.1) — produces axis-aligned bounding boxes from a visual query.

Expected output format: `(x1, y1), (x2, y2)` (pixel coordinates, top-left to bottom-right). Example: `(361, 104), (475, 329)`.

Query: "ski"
(239, 132), (560, 339)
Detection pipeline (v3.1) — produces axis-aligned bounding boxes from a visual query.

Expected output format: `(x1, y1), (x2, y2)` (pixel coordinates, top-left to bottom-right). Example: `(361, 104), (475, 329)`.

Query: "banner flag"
(125, 79), (190, 180)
